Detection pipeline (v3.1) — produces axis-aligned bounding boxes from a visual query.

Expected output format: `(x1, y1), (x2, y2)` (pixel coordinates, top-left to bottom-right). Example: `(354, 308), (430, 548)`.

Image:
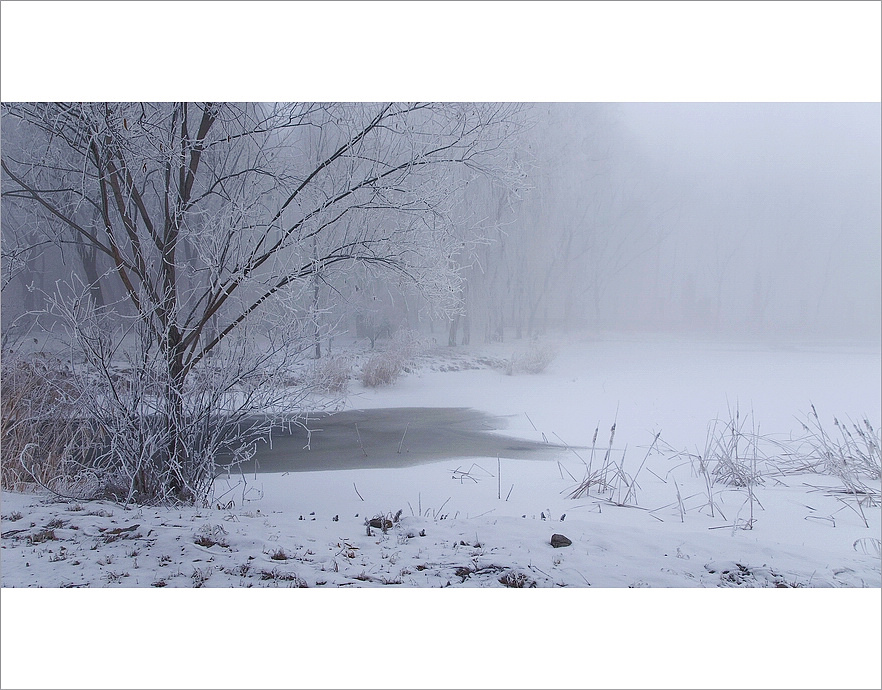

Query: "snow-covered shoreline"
(3, 331), (880, 589)
(2, 333), (880, 687)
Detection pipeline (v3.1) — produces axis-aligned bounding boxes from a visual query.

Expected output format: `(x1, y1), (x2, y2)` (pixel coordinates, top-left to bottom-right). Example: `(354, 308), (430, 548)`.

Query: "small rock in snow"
(550, 534), (572, 548)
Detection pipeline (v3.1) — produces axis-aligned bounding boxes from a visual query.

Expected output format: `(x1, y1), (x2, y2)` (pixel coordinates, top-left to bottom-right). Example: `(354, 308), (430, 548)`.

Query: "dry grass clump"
(193, 524), (229, 549)
(568, 421), (622, 499)
(498, 570), (537, 588)
(258, 568), (308, 586)
(360, 353), (402, 387)
(567, 420), (661, 510)
(705, 409), (765, 489)
(504, 341), (556, 375)
(769, 406), (880, 524)
(1, 351), (100, 493)
(657, 404), (879, 528)
(360, 329), (425, 388)
(789, 406), (881, 482)
(313, 355), (352, 393)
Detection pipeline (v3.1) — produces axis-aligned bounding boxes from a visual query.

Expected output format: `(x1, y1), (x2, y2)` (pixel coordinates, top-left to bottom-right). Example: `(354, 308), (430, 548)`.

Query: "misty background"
(3, 102), (878, 347)
(0, 5), (879, 689)
(614, 102), (881, 341)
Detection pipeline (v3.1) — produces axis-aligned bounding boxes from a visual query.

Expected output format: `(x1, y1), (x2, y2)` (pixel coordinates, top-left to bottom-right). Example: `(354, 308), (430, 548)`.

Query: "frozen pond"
(223, 407), (566, 474)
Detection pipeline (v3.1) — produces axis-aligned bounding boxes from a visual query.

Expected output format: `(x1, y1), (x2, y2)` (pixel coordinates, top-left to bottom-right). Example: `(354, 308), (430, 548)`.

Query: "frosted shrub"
(390, 328), (425, 362)
(313, 356), (352, 393)
(360, 328), (426, 388)
(505, 341), (556, 375)
(361, 353), (402, 387)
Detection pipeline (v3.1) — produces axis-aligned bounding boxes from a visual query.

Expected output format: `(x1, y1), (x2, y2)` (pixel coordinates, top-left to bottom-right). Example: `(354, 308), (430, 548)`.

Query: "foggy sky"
(608, 102), (881, 340)
(2, 102), (879, 346)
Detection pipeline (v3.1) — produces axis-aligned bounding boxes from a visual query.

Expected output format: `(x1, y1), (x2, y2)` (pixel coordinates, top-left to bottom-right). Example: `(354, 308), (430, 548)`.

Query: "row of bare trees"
(445, 103), (674, 346)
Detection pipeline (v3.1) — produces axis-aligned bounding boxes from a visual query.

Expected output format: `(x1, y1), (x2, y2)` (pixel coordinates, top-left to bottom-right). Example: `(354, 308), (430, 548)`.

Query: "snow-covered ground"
(2, 331), (880, 689)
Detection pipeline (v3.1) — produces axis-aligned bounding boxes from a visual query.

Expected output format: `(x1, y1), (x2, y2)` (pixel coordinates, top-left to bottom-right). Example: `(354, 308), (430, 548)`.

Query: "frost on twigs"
(1, 102), (528, 506)
(312, 355), (352, 394)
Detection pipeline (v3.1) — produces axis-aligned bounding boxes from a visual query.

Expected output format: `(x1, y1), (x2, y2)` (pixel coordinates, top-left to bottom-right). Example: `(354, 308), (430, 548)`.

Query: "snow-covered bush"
(360, 329), (425, 388)
(360, 352), (402, 388)
(504, 341), (556, 375)
(313, 355), (352, 393)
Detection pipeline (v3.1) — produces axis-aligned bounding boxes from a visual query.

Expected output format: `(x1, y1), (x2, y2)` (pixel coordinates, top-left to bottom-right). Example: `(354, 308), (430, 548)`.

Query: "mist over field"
(1, 4), (880, 689)
(614, 102), (881, 341)
(3, 102), (879, 347)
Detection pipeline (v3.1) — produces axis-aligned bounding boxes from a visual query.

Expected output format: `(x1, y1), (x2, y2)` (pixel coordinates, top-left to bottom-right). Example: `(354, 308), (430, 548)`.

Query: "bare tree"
(481, 103), (674, 337)
(1, 102), (526, 503)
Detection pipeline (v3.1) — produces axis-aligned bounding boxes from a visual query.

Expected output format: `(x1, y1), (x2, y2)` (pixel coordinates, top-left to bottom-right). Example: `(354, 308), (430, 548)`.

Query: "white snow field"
(2, 332), (880, 689)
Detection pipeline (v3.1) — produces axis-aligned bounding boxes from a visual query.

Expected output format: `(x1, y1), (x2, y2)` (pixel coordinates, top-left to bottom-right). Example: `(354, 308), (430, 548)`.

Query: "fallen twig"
(397, 422), (409, 454)
(355, 423), (367, 457)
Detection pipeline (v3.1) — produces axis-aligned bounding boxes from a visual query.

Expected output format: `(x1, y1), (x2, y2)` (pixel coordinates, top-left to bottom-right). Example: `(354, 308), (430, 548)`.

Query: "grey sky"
(607, 102), (881, 339)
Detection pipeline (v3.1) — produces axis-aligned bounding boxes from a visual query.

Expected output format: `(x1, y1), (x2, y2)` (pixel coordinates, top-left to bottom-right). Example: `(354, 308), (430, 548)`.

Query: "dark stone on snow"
(550, 533), (572, 548)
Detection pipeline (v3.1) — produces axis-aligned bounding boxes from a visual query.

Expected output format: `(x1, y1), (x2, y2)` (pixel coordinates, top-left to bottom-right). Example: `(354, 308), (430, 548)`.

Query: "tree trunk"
(448, 316), (458, 347)
(513, 291), (523, 340)
(162, 330), (191, 502)
(461, 281), (470, 346)
(77, 241), (104, 309)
